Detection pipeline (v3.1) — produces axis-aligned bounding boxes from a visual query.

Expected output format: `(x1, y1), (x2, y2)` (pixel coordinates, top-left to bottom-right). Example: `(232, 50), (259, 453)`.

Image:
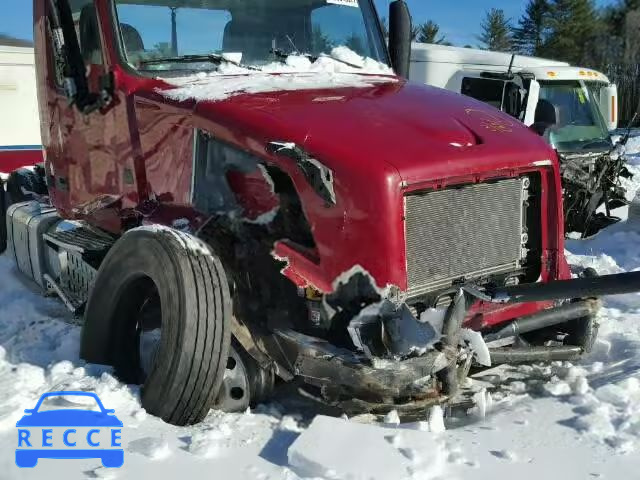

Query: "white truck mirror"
(600, 84), (618, 131)
(523, 79), (540, 127)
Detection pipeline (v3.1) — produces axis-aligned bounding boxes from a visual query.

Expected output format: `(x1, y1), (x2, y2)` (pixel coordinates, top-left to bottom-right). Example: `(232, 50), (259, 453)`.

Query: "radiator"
(405, 177), (527, 298)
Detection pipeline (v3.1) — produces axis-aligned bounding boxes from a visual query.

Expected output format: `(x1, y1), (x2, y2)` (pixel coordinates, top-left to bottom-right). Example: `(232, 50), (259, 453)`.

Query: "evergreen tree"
(379, 17), (389, 38)
(512, 0), (550, 55)
(478, 9), (513, 52)
(415, 20), (450, 45)
(543, 0), (601, 64)
(410, 25), (420, 41)
(601, 0), (640, 63)
(312, 27), (334, 55)
(345, 34), (365, 55)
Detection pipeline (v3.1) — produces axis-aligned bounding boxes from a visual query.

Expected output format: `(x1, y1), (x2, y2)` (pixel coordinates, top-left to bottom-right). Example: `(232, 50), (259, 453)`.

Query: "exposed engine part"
(345, 300), (440, 359)
(192, 130), (268, 217)
(483, 299), (601, 343)
(267, 141), (336, 205)
(489, 345), (583, 364)
(381, 303), (440, 357)
(437, 289), (467, 396)
(273, 328), (450, 404)
(487, 270), (640, 304)
(560, 150), (631, 237)
(231, 315), (293, 381)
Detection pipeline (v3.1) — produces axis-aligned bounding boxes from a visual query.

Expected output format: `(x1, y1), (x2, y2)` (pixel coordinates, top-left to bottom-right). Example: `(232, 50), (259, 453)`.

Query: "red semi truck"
(2, 0), (640, 426)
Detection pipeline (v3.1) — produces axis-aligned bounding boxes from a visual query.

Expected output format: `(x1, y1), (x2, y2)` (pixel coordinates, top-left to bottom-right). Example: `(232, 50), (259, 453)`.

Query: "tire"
(81, 228), (232, 426)
(6, 167), (47, 203)
(0, 180), (6, 254)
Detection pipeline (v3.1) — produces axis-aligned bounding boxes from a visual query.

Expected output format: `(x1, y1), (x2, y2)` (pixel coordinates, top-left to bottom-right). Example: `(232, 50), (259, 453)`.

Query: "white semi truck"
(0, 43), (45, 253)
(410, 43), (630, 236)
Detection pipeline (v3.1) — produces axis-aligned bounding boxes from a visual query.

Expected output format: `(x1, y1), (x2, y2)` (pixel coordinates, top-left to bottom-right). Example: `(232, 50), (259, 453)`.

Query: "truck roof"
(411, 43), (568, 68)
(410, 43), (610, 84)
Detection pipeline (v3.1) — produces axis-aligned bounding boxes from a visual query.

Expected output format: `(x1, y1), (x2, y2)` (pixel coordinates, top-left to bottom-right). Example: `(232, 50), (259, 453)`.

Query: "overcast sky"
(2, 0), (616, 47)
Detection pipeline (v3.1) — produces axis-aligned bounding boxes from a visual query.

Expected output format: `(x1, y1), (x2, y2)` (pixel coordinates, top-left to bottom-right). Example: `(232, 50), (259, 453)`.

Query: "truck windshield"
(113, 0), (388, 73)
(539, 80), (611, 152)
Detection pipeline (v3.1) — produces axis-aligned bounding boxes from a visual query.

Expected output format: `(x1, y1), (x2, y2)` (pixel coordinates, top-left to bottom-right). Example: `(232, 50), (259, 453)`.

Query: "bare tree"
(625, 9), (640, 63)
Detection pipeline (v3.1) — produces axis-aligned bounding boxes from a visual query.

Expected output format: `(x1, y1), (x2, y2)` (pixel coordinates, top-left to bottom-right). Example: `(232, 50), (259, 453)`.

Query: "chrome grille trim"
(405, 178), (526, 298)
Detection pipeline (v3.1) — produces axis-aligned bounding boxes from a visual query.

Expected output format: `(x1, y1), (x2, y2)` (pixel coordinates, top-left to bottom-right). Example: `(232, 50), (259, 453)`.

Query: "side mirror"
(388, 0), (411, 78)
(534, 99), (557, 125)
(530, 98), (557, 136)
(23, 409), (35, 414)
(529, 123), (548, 136)
(503, 82), (522, 118)
(599, 84), (618, 131)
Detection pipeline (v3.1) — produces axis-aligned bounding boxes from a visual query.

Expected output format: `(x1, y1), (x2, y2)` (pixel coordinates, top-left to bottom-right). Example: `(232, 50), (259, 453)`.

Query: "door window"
(461, 77), (505, 109)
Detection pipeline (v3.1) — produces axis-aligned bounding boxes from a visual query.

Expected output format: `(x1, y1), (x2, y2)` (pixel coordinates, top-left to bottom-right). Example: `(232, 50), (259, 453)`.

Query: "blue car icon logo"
(16, 391), (124, 468)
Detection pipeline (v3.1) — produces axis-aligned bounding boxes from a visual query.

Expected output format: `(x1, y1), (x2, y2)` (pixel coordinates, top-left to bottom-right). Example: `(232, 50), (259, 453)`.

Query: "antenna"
(507, 54), (516, 76)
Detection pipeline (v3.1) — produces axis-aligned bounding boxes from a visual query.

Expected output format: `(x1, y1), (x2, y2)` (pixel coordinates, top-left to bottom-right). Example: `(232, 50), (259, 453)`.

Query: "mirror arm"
(388, 0), (411, 78)
(48, 0), (109, 114)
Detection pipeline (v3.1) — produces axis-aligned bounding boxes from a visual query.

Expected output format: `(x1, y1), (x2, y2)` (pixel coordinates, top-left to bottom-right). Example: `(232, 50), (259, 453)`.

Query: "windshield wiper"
(139, 54), (261, 71)
(270, 48), (363, 69)
(581, 139), (611, 150)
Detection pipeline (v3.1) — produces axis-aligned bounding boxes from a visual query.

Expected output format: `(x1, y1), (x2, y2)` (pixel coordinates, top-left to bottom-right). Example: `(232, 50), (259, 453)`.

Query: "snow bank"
(625, 134), (640, 160)
(161, 47), (396, 103)
(288, 415), (449, 480)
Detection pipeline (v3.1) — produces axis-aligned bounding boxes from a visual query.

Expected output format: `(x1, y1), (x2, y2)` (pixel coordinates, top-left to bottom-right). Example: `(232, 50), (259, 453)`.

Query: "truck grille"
(405, 178), (526, 298)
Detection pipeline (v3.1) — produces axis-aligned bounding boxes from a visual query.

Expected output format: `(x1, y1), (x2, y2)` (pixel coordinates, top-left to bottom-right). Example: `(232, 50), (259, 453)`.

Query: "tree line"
(479, 0), (639, 122)
(406, 0), (638, 65)
(479, 0), (639, 66)
(405, 0), (639, 122)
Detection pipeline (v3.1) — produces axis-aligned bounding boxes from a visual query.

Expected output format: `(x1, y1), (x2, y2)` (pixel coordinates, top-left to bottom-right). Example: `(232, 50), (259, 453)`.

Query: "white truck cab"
(410, 43), (618, 139)
(410, 43), (628, 236)
(0, 44), (42, 175)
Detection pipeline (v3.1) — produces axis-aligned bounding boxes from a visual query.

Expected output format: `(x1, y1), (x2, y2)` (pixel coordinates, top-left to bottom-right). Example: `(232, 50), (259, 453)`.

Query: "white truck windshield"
(113, 0), (388, 72)
(539, 80), (611, 152)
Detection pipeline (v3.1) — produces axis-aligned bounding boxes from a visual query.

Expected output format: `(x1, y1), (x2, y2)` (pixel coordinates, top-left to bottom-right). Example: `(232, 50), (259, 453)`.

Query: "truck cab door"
(599, 84), (618, 131)
(45, 1), (121, 229)
(523, 79), (540, 127)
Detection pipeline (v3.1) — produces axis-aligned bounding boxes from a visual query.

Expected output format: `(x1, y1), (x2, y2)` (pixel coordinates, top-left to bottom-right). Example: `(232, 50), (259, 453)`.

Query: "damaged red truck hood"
(186, 77), (557, 184)
(154, 74), (565, 299)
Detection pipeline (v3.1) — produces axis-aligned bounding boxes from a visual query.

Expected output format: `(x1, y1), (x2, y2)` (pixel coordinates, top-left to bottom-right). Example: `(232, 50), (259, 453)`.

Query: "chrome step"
(44, 227), (114, 255)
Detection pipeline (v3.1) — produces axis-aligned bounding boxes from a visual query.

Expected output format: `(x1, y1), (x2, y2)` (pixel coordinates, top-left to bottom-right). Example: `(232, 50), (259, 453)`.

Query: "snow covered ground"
(1, 133), (640, 479)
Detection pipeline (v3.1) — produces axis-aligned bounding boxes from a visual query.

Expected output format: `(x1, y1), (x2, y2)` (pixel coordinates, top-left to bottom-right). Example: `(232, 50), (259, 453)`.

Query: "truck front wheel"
(81, 228), (232, 426)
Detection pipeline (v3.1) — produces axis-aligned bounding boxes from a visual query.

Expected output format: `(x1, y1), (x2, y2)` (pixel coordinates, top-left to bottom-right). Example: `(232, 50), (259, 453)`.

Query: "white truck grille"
(405, 178), (526, 298)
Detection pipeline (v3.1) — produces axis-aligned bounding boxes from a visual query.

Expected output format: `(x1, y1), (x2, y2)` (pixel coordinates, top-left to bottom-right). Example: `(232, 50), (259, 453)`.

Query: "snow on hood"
(160, 47), (397, 103)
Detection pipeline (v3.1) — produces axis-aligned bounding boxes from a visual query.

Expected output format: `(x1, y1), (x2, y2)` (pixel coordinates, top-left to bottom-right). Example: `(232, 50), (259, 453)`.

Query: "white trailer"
(0, 44), (42, 175)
